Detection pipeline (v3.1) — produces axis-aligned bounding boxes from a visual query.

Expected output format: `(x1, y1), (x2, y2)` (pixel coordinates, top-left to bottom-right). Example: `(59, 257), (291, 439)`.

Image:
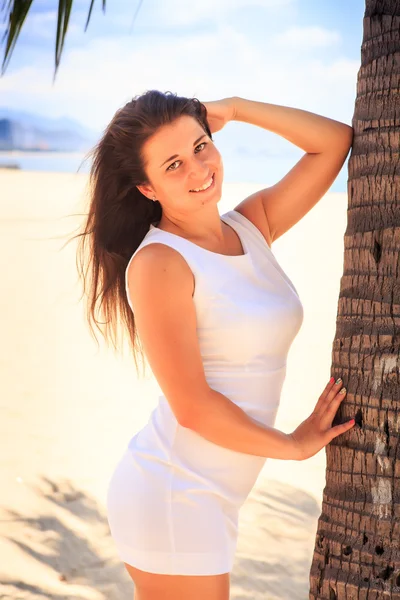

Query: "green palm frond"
(84, 0), (105, 31)
(0, 0), (107, 80)
(1, 0), (33, 76)
(54, 0), (73, 82)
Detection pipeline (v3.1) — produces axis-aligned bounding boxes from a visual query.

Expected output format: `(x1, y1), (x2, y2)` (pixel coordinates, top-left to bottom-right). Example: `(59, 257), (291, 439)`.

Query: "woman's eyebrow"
(159, 134), (207, 168)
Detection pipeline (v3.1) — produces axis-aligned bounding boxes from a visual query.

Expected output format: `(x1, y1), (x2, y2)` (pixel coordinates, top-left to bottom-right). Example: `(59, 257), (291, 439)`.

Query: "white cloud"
(0, 21), (358, 134)
(1, 26), (261, 129)
(20, 9), (84, 41)
(151, 0), (297, 26)
(272, 26), (341, 48)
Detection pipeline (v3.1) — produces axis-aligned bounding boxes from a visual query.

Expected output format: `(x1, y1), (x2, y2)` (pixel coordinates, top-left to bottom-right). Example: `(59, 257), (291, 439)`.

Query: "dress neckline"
(149, 212), (250, 259)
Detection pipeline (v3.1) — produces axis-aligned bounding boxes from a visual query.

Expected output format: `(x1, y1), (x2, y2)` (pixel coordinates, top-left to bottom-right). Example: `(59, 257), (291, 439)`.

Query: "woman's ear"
(136, 184), (154, 200)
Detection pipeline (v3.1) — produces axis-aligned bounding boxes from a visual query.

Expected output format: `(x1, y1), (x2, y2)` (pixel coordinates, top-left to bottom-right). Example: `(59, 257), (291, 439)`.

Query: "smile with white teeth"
(190, 174), (214, 192)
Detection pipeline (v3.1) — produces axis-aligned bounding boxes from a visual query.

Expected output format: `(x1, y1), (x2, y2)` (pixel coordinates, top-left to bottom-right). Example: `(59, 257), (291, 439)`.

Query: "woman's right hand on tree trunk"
(289, 377), (355, 461)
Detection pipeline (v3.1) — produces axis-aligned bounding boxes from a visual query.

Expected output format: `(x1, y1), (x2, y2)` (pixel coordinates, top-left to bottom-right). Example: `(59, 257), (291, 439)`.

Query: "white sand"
(0, 169), (349, 599)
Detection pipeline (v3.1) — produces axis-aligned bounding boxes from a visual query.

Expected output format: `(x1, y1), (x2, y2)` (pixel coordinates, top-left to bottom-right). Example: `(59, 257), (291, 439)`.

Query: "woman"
(77, 90), (354, 599)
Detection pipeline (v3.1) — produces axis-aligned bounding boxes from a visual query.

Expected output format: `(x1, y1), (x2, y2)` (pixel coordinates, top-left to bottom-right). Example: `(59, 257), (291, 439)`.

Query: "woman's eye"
(166, 142), (207, 172)
(167, 160), (180, 171)
(195, 142), (206, 152)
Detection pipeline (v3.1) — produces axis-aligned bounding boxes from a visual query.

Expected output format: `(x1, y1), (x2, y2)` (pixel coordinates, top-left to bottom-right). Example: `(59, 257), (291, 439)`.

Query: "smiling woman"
(136, 114), (223, 222)
(72, 89), (352, 599)
(74, 90), (215, 372)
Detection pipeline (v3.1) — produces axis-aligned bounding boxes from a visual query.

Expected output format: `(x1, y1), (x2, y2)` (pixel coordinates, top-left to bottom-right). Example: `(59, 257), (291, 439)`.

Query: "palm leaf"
(84, 0), (105, 32)
(1, 0), (33, 76)
(0, 0), (107, 79)
(54, 0), (73, 81)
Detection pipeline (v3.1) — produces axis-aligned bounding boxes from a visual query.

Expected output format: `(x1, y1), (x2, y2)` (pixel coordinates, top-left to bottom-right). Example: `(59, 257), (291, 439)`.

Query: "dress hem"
(114, 539), (233, 575)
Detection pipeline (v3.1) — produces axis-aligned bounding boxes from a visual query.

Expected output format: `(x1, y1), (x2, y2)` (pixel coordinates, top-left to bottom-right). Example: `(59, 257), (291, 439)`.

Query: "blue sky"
(0, 0), (365, 187)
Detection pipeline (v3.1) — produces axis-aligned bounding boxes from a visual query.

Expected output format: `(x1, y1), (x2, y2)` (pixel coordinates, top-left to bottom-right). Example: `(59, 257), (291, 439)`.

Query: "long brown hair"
(74, 90), (212, 378)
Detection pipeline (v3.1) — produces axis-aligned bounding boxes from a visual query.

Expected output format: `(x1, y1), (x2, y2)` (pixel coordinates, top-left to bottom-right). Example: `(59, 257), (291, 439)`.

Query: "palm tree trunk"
(309, 1), (400, 598)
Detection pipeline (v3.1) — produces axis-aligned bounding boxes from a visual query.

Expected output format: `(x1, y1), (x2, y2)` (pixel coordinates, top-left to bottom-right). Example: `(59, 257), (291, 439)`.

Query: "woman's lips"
(189, 173), (215, 193)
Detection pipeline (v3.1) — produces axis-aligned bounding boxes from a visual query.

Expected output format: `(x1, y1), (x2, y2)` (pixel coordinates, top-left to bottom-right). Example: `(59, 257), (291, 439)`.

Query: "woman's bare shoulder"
(127, 242), (195, 299)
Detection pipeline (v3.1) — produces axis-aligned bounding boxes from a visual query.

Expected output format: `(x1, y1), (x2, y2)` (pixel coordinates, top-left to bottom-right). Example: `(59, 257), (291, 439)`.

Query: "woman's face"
(137, 115), (223, 217)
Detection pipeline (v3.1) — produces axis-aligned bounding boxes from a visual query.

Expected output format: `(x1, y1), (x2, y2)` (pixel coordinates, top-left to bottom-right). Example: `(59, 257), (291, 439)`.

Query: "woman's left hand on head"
(202, 97), (237, 134)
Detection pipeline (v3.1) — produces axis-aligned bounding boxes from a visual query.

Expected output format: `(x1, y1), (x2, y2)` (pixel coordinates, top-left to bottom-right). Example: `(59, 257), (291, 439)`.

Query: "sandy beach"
(0, 169), (349, 599)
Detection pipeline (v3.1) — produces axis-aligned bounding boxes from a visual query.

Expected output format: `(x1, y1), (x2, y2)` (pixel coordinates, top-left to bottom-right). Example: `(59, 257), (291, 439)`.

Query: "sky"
(0, 0), (366, 187)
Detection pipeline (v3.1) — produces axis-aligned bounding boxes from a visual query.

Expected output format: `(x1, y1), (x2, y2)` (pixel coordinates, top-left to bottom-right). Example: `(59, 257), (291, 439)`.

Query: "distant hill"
(0, 109), (100, 152)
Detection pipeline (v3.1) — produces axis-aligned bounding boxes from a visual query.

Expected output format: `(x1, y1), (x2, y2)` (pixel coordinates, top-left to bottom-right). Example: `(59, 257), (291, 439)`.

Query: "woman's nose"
(189, 159), (209, 180)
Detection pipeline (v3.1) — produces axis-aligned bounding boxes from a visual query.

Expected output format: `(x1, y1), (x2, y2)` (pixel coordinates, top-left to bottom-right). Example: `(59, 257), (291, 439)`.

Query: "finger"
(326, 377), (344, 403)
(317, 378), (344, 414)
(313, 377), (337, 414)
(322, 386), (348, 424)
(328, 418), (355, 442)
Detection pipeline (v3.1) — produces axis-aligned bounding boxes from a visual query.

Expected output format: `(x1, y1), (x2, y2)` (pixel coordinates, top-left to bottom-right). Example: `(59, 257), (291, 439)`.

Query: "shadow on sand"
(1, 475), (320, 599)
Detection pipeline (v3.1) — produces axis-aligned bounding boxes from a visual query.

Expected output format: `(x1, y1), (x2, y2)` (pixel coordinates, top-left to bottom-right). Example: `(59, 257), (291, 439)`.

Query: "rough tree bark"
(309, 1), (400, 599)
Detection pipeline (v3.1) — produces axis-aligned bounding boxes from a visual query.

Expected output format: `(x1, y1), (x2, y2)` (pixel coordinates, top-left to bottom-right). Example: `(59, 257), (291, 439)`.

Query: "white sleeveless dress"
(106, 209), (304, 575)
